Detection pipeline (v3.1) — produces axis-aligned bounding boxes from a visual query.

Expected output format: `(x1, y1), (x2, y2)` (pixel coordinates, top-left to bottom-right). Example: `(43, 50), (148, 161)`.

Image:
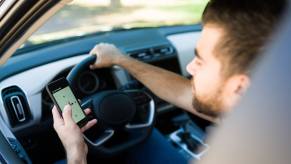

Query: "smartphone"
(46, 78), (88, 127)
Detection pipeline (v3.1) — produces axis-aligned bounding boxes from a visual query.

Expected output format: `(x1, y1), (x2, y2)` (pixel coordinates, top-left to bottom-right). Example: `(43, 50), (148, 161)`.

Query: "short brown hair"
(202, 0), (286, 77)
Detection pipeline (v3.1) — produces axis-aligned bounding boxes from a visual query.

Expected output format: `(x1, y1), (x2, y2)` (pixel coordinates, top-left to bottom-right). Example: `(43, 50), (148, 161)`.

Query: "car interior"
(1, 0), (290, 164)
(0, 0), (214, 163)
(0, 23), (213, 164)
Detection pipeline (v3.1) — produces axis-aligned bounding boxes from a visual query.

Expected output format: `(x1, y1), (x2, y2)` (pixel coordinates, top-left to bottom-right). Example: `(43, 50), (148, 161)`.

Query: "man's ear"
(235, 74), (250, 95)
(223, 74), (250, 111)
(228, 74), (250, 96)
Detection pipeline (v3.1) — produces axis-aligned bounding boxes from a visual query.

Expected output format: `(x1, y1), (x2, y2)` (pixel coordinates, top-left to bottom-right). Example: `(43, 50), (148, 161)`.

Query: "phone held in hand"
(46, 77), (88, 127)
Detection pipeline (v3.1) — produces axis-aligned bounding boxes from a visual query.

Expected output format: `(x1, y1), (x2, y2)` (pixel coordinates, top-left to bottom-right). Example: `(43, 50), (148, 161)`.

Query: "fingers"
(89, 55), (101, 70)
(89, 43), (120, 70)
(62, 105), (74, 125)
(90, 60), (105, 69)
(53, 105), (97, 133)
(81, 119), (97, 132)
(84, 108), (91, 115)
(52, 106), (64, 127)
(81, 108), (96, 132)
(89, 43), (103, 55)
(78, 100), (92, 115)
(89, 44), (100, 69)
(89, 42), (113, 56)
(89, 64), (97, 70)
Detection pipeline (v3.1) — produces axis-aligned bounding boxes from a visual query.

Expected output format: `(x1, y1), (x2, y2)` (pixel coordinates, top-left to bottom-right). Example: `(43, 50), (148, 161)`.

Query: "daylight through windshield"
(22, 0), (207, 49)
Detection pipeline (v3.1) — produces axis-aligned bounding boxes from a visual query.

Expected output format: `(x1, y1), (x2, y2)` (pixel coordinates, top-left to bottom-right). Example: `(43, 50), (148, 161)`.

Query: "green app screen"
(53, 86), (85, 123)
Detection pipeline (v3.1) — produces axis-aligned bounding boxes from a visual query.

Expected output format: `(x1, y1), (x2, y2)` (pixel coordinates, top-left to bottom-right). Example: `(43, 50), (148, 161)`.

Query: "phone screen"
(52, 86), (86, 123)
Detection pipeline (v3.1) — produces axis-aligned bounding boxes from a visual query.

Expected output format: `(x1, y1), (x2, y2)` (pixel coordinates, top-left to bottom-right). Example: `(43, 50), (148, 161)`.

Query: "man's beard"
(192, 88), (223, 118)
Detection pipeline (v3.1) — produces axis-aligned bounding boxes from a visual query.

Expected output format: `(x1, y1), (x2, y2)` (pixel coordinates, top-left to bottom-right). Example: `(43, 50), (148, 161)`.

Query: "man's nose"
(186, 60), (196, 76)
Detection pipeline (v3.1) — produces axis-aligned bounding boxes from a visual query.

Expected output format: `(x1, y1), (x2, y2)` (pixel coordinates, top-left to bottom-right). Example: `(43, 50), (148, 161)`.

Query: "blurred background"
(24, 0), (207, 47)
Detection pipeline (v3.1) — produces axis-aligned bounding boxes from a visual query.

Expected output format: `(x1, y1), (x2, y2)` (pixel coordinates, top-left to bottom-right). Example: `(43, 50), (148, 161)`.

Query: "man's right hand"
(89, 43), (125, 69)
(52, 105), (97, 164)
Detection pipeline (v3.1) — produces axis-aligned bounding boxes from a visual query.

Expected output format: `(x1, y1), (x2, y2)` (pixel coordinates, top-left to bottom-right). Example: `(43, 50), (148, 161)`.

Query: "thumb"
(90, 63), (102, 70)
(62, 105), (74, 125)
(89, 64), (96, 70)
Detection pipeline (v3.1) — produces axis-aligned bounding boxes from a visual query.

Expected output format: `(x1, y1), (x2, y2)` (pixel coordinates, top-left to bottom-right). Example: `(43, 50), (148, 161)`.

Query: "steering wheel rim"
(67, 55), (97, 88)
(67, 55), (156, 156)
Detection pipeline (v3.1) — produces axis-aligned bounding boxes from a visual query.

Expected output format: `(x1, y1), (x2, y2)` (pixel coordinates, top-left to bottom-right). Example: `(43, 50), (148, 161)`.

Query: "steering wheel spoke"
(124, 90), (155, 130)
(80, 98), (93, 109)
(84, 129), (114, 147)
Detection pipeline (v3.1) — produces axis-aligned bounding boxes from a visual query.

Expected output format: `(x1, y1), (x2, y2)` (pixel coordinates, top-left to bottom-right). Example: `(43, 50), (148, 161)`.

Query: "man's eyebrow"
(194, 48), (203, 61)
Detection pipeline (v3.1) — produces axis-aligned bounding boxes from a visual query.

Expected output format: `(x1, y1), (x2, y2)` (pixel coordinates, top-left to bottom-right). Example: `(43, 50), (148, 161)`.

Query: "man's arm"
(90, 43), (215, 122)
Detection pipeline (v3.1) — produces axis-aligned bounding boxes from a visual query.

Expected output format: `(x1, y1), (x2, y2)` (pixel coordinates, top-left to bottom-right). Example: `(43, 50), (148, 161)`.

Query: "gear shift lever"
(172, 114), (202, 153)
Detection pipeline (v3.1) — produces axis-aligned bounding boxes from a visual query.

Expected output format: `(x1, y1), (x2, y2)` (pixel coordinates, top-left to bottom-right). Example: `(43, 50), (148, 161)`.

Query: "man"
(52, 0), (286, 163)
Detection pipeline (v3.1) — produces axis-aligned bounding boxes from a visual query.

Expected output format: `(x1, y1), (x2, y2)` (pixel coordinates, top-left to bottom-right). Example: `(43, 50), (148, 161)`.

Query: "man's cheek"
(193, 82), (204, 99)
(200, 72), (217, 90)
(195, 77), (205, 93)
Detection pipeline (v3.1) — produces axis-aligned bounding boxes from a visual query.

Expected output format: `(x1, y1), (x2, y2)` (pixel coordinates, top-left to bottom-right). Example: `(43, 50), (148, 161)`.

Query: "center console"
(169, 114), (209, 160)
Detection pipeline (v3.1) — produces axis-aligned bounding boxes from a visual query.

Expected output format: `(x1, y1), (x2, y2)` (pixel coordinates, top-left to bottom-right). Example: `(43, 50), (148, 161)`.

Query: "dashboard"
(0, 25), (201, 144)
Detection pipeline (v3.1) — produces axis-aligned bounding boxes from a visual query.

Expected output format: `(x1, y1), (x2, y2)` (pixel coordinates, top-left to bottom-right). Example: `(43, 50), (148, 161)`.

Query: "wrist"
(114, 54), (129, 67)
(67, 155), (87, 164)
(66, 146), (87, 164)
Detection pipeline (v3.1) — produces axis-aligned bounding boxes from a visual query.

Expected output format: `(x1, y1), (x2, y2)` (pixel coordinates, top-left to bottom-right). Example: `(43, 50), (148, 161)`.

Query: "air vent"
(1, 86), (31, 127)
(129, 46), (175, 61)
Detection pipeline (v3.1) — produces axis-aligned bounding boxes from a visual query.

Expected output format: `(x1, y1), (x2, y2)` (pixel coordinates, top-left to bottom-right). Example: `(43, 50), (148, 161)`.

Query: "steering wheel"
(66, 55), (156, 156)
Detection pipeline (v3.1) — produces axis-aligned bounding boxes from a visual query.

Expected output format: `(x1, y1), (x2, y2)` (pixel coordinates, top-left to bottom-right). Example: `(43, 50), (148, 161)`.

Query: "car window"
(19, 0), (208, 50)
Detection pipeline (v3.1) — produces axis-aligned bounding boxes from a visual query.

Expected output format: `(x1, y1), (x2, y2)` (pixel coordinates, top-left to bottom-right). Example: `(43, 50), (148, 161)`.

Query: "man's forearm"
(116, 55), (215, 122)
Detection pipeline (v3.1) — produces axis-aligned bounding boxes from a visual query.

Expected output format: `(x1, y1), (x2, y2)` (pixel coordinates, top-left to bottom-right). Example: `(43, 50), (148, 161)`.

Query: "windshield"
(21, 0), (208, 49)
